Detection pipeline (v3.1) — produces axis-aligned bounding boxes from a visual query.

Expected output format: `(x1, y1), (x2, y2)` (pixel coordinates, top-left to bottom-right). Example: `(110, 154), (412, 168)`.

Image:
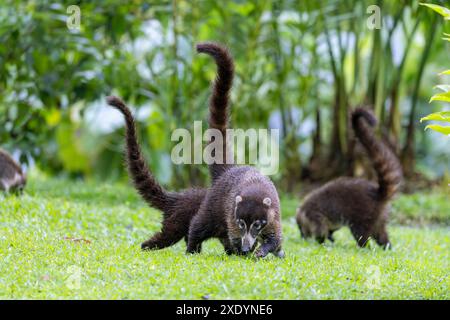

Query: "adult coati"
(186, 43), (284, 258)
(106, 96), (207, 250)
(296, 108), (402, 249)
(0, 149), (26, 193)
(107, 43), (283, 258)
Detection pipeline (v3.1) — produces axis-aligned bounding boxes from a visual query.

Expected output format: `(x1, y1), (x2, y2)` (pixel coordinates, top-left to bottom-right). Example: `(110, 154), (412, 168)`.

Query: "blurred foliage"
(0, 0), (449, 190)
(420, 3), (450, 136)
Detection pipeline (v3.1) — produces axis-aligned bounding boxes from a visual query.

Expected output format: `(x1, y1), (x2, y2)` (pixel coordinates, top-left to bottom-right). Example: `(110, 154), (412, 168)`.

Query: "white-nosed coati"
(107, 42), (283, 258)
(0, 149), (26, 193)
(186, 43), (284, 258)
(296, 108), (402, 249)
(106, 96), (207, 250)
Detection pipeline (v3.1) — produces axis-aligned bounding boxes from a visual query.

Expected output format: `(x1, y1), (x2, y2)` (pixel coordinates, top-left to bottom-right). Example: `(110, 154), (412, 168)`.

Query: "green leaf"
(439, 70), (450, 75)
(420, 111), (450, 122)
(420, 3), (450, 19)
(434, 84), (450, 92)
(424, 124), (450, 135)
(430, 91), (450, 103)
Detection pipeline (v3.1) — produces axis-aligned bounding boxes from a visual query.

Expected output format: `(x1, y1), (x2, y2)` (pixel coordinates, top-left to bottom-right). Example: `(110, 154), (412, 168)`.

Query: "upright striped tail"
(106, 96), (174, 212)
(351, 108), (402, 201)
(197, 42), (235, 181)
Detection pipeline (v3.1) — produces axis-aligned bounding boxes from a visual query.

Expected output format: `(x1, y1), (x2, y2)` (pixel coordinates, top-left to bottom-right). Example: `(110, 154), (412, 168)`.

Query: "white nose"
(242, 233), (256, 253)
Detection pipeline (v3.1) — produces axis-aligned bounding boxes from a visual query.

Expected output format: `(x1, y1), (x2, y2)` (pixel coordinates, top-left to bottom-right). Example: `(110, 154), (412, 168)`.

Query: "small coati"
(186, 43), (284, 258)
(0, 149), (26, 193)
(106, 96), (207, 250)
(296, 108), (402, 249)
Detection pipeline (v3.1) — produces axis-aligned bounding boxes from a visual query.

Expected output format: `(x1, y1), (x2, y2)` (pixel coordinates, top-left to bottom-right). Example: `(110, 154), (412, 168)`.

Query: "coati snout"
(233, 195), (271, 254)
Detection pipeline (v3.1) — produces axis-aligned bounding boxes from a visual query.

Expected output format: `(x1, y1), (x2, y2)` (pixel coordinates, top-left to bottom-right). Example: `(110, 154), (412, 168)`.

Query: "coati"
(107, 43), (283, 258)
(106, 96), (207, 250)
(186, 43), (284, 258)
(0, 149), (26, 193)
(296, 108), (402, 249)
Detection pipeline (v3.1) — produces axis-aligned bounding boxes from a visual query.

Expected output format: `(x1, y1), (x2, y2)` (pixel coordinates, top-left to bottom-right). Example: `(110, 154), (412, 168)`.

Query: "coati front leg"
(328, 230), (336, 242)
(186, 213), (215, 254)
(220, 238), (234, 255)
(350, 225), (371, 247)
(373, 226), (391, 250)
(255, 233), (284, 258)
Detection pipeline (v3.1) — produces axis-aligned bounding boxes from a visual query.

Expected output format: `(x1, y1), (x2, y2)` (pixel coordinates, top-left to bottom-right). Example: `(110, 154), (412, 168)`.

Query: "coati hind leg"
(141, 215), (186, 250)
(141, 231), (184, 250)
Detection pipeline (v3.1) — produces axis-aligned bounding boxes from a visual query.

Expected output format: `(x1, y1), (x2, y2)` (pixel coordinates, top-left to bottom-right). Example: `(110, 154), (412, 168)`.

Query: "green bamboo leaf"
(420, 3), (450, 19)
(424, 124), (450, 135)
(434, 84), (450, 92)
(430, 91), (450, 103)
(420, 111), (450, 122)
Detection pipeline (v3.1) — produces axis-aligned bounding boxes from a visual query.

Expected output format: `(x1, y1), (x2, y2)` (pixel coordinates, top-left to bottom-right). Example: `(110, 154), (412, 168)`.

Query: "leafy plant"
(419, 3), (450, 136)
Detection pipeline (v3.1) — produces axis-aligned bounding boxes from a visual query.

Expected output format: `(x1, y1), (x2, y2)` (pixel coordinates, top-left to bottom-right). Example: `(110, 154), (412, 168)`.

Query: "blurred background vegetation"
(0, 0), (449, 192)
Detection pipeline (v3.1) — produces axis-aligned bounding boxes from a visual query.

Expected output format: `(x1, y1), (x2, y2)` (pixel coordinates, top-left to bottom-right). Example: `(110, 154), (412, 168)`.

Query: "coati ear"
(263, 197), (272, 207)
(235, 195), (242, 205)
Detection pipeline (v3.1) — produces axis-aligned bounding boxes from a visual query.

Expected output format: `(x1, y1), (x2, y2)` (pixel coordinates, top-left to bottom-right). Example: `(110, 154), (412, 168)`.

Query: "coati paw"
(254, 249), (268, 259)
(141, 241), (153, 250)
(274, 249), (285, 258)
(383, 242), (392, 250)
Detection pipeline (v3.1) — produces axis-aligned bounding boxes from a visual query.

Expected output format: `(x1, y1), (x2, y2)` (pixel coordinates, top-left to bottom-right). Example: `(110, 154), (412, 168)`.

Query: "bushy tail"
(197, 42), (234, 181)
(106, 96), (174, 211)
(351, 108), (402, 201)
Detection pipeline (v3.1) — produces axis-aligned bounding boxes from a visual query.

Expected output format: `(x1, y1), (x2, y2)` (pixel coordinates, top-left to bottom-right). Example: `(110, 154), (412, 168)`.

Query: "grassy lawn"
(0, 174), (449, 299)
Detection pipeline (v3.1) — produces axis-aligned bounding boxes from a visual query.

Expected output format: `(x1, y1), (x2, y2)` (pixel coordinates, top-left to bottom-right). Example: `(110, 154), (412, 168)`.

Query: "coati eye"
(253, 221), (261, 229)
(237, 220), (246, 230)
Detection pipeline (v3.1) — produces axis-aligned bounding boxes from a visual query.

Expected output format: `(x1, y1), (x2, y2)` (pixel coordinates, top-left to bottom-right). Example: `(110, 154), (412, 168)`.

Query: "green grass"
(0, 174), (449, 299)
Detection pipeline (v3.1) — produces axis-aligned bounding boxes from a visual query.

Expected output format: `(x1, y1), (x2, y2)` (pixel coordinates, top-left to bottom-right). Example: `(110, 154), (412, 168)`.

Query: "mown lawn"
(0, 174), (449, 299)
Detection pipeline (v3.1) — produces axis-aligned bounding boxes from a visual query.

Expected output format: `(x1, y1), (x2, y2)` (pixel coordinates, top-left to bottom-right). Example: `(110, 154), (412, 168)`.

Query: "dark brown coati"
(0, 149), (26, 193)
(106, 96), (207, 250)
(186, 43), (284, 258)
(296, 108), (402, 249)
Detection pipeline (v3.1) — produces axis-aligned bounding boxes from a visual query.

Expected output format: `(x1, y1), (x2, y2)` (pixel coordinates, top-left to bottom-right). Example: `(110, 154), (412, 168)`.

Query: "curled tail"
(106, 96), (174, 212)
(197, 42), (234, 181)
(351, 108), (402, 201)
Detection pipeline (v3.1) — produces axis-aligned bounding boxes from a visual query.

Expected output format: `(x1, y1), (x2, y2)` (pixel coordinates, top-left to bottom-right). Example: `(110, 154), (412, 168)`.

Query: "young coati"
(0, 149), (26, 193)
(106, 96), (207, 250)
(186, 43), (284, 258)
(296, 108), (402, 249)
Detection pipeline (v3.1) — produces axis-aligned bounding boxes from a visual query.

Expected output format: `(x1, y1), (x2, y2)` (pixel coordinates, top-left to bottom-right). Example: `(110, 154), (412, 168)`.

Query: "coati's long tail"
(106, 96), (174, 212)
(351, 108), (402, 201)
(196, 42), (234, 181)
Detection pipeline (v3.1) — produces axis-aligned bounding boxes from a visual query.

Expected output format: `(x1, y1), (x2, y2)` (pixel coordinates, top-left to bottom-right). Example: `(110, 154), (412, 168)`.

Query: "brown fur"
(0, 149), (26, 193)
(187, 43), (284, 258)
(106, 96), (207, 250)
(197, 42), (235, 181)
(107, 43), (283, 258)
(296, 108), (402, 249)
